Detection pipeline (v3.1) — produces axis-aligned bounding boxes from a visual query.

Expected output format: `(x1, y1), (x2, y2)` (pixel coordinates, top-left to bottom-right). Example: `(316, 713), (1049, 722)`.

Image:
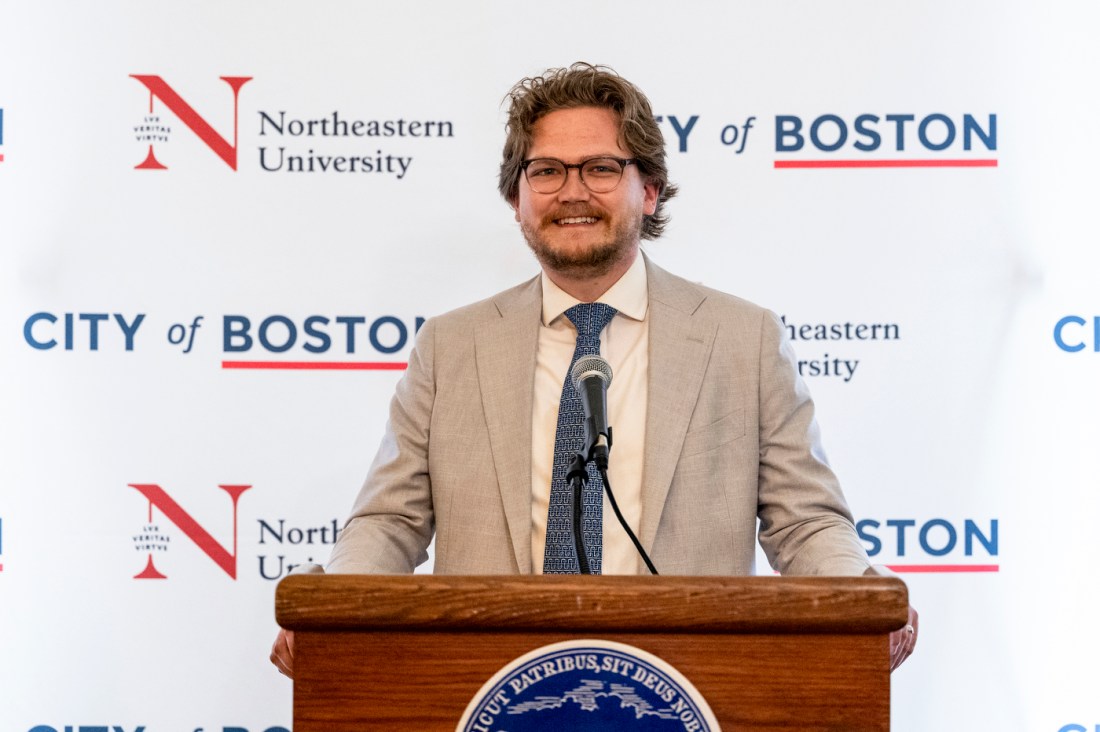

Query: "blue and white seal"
(457, 639), (721, 731)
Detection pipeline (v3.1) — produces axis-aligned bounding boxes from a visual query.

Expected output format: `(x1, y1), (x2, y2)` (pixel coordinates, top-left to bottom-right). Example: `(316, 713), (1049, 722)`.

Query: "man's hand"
(889, 605), (918, 671)
(270, 628), (295, 679)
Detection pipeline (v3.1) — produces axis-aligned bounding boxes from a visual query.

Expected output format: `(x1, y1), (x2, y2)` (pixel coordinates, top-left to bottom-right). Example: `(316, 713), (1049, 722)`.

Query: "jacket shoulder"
(647, 258), (775, 327)
(418, 274), (540, 335)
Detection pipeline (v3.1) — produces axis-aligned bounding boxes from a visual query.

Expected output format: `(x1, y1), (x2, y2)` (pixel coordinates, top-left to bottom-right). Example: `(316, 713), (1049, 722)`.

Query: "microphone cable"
(599, 467), (659, 575)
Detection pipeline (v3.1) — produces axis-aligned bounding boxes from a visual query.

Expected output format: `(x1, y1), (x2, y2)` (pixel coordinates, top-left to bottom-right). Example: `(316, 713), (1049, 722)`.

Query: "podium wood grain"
(277, 574), (908, 731)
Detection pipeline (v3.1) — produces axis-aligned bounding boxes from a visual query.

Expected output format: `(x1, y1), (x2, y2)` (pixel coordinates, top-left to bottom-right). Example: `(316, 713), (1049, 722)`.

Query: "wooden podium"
(276, 573), (908, 730)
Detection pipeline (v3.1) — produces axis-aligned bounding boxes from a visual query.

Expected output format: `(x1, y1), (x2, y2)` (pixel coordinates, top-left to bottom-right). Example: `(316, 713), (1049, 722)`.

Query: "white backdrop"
(3, 1), (1099, 730)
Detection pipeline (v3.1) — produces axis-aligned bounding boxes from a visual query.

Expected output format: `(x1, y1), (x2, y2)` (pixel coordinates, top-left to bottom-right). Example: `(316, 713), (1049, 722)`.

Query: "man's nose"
(556, 167), (591, 201)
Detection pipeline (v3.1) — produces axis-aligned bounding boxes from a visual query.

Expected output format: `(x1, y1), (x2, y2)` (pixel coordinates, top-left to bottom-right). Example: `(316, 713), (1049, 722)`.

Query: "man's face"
(512, 106), (659, 278)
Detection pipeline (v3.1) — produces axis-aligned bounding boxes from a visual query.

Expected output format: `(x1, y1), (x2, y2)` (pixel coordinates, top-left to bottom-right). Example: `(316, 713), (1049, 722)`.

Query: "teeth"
(558, 217), (597, 225)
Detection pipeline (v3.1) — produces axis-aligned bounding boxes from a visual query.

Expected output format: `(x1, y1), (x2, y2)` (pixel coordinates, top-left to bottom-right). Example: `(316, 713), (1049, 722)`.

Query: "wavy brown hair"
(498, 63), (678, 240)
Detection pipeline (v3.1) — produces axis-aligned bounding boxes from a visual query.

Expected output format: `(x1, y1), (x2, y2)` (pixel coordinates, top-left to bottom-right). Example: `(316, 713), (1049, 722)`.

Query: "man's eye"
(584, 160), (622, 176)
(530, 166), (562, 177)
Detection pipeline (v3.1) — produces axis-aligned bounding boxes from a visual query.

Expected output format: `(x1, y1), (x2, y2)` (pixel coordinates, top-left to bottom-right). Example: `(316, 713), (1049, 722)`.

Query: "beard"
(519, 205), (643, 279)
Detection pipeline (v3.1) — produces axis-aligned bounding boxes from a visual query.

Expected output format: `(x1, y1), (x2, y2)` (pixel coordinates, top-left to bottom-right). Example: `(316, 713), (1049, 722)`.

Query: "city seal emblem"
(457, 639), (721, 731)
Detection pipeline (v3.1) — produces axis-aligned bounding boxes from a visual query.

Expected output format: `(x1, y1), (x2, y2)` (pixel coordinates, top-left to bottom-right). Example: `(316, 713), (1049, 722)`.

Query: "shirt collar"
(540, 252), (649, 327)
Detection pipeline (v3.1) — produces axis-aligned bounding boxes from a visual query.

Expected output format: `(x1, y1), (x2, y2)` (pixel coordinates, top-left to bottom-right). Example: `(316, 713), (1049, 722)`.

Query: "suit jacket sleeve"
(325, 318), (438, 573)
(755, 310), (870, 576)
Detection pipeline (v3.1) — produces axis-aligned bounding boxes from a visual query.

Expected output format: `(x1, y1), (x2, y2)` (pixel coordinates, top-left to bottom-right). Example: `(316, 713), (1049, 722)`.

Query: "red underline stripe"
(222, 361), (408, 371)
(886, 564), (1000, 573)
(775, 159), (998, 169)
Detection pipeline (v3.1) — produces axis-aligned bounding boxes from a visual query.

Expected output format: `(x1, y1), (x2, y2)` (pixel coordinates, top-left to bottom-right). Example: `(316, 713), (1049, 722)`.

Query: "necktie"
(543, 302), (617, 574)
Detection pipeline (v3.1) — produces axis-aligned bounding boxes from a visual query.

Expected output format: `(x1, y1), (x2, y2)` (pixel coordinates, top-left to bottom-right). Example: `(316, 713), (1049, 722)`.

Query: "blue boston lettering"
(856, 518), (998, 557)
(222, 314), (423, 355)
(775, 113), (996, 153)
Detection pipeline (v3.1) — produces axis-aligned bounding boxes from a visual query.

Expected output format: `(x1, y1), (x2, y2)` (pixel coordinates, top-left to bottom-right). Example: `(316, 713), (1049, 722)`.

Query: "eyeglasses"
(520, 156), (637, 194)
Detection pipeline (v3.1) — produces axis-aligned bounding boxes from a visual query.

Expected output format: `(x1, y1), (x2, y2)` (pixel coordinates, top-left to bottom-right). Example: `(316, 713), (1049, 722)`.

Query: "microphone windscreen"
(571, 354), (613, 390)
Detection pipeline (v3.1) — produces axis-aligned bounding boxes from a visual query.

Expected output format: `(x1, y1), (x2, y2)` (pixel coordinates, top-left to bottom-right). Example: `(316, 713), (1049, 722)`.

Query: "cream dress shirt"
(530, 253), (649, 575)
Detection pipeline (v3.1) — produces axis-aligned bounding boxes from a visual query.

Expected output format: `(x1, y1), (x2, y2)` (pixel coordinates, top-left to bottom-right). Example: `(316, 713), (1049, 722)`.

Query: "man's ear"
(643, 179), (660, 217)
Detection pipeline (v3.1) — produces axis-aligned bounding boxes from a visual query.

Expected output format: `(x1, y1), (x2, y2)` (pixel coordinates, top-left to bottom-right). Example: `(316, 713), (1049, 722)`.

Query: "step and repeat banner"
(3, 1), (1098, 730)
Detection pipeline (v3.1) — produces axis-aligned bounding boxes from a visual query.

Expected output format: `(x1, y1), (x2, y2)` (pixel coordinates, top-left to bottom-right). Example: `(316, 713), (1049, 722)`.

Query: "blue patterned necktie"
(543, 302), (617, 574)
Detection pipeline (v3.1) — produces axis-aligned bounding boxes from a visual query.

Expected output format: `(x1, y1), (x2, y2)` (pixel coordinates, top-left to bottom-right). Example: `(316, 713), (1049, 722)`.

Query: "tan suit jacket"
(327, 256), (870, 576)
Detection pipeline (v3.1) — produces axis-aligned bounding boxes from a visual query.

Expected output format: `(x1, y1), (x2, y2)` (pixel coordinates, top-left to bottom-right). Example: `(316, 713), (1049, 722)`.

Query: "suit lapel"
(640, 258), (718, 550)
(474, 276), (541, 574)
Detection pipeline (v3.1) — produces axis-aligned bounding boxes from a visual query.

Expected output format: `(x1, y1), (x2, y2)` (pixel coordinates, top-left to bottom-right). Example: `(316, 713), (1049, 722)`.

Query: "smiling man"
(271, 63), (916, 676)
(509, 104), (659, 301)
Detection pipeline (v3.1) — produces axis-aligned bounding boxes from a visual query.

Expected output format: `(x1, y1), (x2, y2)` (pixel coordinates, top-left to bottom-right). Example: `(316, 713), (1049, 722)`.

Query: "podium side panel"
(293, 630), (889, 731)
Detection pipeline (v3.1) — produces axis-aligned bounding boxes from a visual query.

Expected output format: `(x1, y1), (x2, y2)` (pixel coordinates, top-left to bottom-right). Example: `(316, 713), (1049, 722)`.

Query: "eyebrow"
(525, 153), (625, 162)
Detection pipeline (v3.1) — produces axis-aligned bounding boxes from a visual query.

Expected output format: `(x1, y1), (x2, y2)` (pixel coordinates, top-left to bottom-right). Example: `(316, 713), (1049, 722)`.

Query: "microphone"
(570, 354), (613, 469)
(568, 354), (657, 574)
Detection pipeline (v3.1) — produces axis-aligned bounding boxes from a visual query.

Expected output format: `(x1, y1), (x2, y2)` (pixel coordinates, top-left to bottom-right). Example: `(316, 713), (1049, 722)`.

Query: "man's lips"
(554, 216), (600, 225)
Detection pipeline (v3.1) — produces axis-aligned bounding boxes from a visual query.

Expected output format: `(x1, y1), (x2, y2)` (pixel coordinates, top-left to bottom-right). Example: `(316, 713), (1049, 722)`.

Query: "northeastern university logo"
(130, 483), (252, 579)
(458, 640), (720, 731)
(131, 74), (252, 170)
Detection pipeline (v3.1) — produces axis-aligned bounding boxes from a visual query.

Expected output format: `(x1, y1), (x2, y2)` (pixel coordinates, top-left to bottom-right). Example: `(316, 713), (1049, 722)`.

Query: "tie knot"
(565, 302), (618, 340)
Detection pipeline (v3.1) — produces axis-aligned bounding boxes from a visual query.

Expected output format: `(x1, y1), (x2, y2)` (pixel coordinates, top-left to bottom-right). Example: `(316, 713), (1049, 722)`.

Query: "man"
(271, 63), (917, 676)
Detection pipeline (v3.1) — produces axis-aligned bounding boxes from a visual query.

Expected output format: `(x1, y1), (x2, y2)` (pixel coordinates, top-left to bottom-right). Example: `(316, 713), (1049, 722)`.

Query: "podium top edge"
(276, 574), (909, 634)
